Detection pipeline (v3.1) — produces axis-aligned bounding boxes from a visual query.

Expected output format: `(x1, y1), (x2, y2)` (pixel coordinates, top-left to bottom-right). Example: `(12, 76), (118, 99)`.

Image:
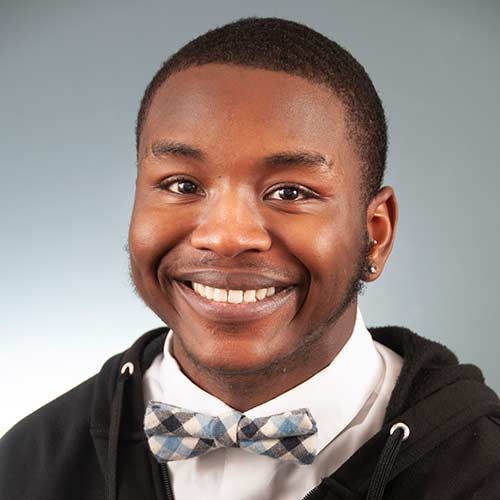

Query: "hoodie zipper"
(300, 485), (322, 500)
(160, 463), (175, 500)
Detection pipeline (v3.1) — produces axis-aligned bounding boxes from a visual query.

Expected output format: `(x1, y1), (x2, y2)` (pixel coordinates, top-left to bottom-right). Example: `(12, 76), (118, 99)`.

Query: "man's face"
(129, 64), (369, 375)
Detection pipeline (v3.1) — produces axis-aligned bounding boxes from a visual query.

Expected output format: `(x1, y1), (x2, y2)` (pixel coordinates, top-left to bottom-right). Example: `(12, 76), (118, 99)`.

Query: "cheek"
(274, 212), (361, 289)
(128, 204), (190, 273)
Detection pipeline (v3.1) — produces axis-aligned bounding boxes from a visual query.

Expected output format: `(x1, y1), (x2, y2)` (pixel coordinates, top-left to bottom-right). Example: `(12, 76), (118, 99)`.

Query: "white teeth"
(228, 290), (243, 304)
(190, 282), (279, 304)
(213, 288), (228, 302)
(243, 290), (256, 303)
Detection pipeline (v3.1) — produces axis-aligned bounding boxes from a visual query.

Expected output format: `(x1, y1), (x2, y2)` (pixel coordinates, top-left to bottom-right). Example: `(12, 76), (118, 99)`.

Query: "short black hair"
(136, 17), (387, 205)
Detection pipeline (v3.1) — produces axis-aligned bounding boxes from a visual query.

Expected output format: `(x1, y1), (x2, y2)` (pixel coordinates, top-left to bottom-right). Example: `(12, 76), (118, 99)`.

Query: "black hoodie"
(1, 325), (499, 500)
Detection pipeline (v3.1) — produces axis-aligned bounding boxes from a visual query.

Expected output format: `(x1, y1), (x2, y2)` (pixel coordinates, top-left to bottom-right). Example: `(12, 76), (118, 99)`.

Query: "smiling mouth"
(184, 281), (288, 304)
(173, 279), (298, 323)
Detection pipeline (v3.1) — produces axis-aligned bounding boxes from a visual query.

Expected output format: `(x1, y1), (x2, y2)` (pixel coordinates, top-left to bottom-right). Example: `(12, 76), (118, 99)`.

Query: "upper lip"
(170, 270), (297, 290)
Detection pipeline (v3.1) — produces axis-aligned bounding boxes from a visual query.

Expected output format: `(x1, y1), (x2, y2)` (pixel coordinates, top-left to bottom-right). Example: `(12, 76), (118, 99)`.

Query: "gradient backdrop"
(1, 0), (499, 437)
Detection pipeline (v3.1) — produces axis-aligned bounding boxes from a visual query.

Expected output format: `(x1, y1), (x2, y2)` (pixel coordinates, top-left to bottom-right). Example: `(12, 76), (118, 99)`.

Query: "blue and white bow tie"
(144, 401), (318, 465)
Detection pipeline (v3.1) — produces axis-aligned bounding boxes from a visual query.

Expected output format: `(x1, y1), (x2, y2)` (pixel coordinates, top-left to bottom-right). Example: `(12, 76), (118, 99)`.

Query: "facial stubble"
(125, 226), (372, 381)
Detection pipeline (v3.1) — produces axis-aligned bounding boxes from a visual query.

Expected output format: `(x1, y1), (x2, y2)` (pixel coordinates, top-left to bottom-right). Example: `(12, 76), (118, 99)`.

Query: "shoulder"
(399, 412), (500, 498)
(1, 345), (126, 445)
(0, 375), (99, 473)
(0, 342), (129, 447)
(1, 374), (95, 445)
(0, 351), (124, 500)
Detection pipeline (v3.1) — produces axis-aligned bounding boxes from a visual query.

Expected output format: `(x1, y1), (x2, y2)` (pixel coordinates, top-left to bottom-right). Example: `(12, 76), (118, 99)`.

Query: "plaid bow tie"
(144, 402), (318, 465)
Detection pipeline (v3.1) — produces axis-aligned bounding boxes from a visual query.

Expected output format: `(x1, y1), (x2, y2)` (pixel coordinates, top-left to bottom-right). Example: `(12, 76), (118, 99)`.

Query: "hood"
(371, 325), (488, 420)
(335, 327), (499, 498)
(88, 325), (500, 500)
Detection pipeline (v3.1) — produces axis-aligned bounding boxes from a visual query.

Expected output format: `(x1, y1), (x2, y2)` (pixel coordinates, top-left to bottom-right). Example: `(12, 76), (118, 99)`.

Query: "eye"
(158, 177), (202, 195)
(265, 184), (317, 201)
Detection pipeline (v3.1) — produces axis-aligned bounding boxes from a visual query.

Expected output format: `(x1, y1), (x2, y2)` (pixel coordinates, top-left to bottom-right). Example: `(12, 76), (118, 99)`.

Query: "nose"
(190, 191), (272, 258)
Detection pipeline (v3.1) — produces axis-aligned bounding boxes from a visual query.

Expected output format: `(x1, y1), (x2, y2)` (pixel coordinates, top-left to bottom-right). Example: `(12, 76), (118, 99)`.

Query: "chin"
(177, 330), (289, 376)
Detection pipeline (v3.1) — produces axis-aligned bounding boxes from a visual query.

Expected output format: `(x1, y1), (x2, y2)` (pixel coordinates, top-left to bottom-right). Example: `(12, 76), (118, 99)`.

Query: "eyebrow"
(151, 141), (206, 161)
(150, 140), (332, 170)
(263, 151), (332, 170)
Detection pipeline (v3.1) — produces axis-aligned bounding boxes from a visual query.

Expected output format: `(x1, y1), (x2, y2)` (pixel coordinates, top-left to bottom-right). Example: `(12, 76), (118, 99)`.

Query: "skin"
(128, 64), (397, 411)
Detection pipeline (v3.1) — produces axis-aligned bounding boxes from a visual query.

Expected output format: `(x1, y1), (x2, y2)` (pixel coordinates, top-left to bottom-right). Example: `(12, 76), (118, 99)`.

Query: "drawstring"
(366, 422), (410, 500)
(106, 362), (134, 500)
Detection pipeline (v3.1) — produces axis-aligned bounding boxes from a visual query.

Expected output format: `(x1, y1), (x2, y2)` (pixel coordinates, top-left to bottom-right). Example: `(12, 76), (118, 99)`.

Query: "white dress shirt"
(143, 307), (403, 500)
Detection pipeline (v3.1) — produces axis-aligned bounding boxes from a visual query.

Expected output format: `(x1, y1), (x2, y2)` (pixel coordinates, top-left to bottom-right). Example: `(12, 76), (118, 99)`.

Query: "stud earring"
(368, 263), (378, 274)
(371, 239), (378, 247)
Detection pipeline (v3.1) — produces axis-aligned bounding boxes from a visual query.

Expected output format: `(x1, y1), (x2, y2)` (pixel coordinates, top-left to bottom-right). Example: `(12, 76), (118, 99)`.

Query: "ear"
(364, 186), (398, 282)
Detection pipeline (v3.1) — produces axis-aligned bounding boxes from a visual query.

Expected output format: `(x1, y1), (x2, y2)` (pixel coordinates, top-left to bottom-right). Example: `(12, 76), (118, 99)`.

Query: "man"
(1, 17), (499, 500)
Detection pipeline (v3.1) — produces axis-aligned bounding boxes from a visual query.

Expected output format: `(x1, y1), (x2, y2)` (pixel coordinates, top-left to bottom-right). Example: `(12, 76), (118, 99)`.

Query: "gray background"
(1, 0), (499, 437)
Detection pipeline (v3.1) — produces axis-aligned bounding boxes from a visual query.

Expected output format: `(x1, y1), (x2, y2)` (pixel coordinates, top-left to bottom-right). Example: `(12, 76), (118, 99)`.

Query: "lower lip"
(174, 281), (298, 323)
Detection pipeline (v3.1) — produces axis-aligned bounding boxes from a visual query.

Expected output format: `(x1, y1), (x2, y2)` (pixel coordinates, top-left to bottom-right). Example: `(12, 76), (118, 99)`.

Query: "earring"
(367, 239), (378, 275)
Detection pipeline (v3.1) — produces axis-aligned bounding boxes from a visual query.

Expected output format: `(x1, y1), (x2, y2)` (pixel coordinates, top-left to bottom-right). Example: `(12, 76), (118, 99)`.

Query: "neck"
(171, 302), (358, 412)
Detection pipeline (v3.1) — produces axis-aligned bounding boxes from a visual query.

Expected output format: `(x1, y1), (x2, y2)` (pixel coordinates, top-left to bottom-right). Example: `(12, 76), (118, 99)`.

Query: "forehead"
(140, 64), (351, 162)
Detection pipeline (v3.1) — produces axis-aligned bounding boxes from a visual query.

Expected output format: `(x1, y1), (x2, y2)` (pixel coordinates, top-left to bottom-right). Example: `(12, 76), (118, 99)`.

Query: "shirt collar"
(156, 306), (384, 453)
